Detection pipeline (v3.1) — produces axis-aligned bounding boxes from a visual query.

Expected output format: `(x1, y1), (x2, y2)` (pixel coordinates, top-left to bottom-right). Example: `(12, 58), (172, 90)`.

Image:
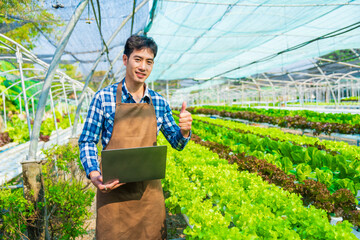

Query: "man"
(78, 35), (192, 239)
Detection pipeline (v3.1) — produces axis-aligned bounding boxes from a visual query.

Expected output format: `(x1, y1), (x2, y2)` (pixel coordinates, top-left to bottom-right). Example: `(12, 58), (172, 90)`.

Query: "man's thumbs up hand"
(180, 101), (187, 113)
(179, 101), (192, 138)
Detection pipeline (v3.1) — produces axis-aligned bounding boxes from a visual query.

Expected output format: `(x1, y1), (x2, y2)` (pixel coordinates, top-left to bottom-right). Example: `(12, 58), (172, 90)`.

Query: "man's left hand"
(179, 101), (192, 138)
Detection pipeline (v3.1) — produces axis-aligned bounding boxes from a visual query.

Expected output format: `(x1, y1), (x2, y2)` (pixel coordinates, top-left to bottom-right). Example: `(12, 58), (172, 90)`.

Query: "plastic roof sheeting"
(147, 0), (360, 82)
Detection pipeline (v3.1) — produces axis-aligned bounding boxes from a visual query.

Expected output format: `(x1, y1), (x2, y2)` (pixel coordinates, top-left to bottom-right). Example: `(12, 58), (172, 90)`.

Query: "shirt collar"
(121, 78), (151, 103)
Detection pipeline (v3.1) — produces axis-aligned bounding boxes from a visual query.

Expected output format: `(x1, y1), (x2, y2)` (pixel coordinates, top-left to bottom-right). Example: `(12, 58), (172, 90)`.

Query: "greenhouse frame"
(1, 0), (360, 239)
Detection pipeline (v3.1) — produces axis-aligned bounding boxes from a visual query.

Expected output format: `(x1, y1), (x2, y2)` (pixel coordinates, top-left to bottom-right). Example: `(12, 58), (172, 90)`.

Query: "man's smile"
(135, 71), (146, 78)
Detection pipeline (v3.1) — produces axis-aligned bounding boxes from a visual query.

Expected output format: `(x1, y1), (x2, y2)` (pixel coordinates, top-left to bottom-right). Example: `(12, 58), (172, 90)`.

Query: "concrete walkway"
(0, 125), (83, 185)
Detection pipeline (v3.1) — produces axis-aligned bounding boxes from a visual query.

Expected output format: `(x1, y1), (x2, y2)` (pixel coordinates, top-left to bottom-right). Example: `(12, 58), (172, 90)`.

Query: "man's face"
(123, 48), (154, 85)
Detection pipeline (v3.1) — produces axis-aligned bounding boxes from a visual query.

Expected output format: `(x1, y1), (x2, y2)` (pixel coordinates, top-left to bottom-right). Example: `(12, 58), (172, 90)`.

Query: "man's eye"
(147, 61), (153, 65)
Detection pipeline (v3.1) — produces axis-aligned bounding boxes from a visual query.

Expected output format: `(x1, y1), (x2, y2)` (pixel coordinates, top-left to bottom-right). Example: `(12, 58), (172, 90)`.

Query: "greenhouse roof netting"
(32, 0), (150, 76)
(2, 0), (360, 92)
(146, 0), (360, 82)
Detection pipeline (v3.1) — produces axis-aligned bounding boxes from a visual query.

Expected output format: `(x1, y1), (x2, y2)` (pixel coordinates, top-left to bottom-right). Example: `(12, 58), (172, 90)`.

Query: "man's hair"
(124, 35), (158, 58)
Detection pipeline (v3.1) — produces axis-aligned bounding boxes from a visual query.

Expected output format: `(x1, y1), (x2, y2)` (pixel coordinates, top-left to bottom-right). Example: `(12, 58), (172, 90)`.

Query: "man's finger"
(179, 111), (190, 118)
(180, 101), (187, 113)
(112, 183), (126, 190)
(179, 123), (192, 129)
(179, 116), (192, 122)
(179, 125), (192, 130)
(107, 180), (120, 189)
(98, 184), (107, 191)
(179, 121), (192, 127)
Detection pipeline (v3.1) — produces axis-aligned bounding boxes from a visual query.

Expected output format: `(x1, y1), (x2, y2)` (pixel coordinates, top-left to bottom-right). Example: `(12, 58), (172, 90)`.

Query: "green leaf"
(296, 163), (312, 182)
(315, 168), (333, 188)
(278, 142), (293, 159)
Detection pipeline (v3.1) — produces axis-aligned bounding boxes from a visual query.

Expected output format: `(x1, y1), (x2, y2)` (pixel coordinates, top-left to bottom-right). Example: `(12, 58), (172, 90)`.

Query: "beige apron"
(96, 82), (167, 240)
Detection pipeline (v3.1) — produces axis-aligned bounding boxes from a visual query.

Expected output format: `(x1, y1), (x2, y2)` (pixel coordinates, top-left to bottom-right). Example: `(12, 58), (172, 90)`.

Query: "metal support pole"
(316, 83), (319, 106)
(358, 80), (360, 103)
(16, 46), (32, 135)
(241, 83), (244, 105)
(97, 49), (124, 91)
(338, 81), (341, 104)
(340, 81), (343, 101)
(31, 97), (35, 120)
(300, 84), (304, 107)
(49, 89), (59, 145)
(312, 61), (338, 108)
(19, 94), (23, 115)
(61, 78), (72, 127)
(2, 93), (6, 129)
(85, 93), (89, 109)
(72, 0), (149, 137)
(58, 99), (62, 116)
(28, 0), (88, 161)
(72, 83), (78, 106)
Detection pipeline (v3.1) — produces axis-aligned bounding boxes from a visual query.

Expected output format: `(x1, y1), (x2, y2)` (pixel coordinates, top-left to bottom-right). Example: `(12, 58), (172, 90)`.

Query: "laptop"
(101, 145), (167, 183)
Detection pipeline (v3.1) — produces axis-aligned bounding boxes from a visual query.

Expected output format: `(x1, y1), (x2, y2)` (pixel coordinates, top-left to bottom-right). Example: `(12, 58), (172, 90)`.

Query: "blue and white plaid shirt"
(79, 79), (190, 178)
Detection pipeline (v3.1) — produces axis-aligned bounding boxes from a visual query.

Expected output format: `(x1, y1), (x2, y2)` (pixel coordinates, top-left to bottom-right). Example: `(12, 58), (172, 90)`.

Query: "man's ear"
(123, 54), (128, 66)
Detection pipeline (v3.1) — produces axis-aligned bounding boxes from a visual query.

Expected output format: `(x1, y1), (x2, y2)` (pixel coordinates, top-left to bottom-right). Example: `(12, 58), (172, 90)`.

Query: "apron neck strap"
(116, 81), (153, 105)
(116, 81), (123, 104)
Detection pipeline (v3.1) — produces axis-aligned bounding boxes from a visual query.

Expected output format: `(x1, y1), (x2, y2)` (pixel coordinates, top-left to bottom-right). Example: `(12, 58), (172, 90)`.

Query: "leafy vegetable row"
(186, 117), (360, 196)
(187, 106), (360, 135)
(192, 114), (360, 162)
(160, 135), (357, 239)
(2, 111), (78, 146)
(191, 114), (360, 192)
(187, 133), (360, 229)
(200, 105), (360, 125)
(173, 113), (360, 226)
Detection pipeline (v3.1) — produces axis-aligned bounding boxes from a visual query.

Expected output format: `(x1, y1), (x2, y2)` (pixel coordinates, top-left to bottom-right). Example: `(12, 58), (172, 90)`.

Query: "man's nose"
(138, 61), (146, 70)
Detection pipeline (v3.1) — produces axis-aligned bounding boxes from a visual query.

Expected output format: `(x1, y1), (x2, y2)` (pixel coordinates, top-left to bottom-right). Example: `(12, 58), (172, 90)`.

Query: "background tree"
(0, 0), (61, 50)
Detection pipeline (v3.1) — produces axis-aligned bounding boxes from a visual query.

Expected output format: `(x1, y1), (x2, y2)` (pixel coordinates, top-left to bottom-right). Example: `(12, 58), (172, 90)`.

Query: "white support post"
(49, 89), (59, 145)
(358, 80), (360, 103)
(97, 49), (124, 91)
(19, 94), (23, 114)
(316, 84), (319, 107)
(61, 78), (72, 127)
(16, 46), (32, 135)
(241, 83), (244, 106)
(338, 81), (341, 104)
(2, 93), (6, 129)
(57, 98), (62, 116)
(31, 97), (35, 120)
(72, 83), (78, 106)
